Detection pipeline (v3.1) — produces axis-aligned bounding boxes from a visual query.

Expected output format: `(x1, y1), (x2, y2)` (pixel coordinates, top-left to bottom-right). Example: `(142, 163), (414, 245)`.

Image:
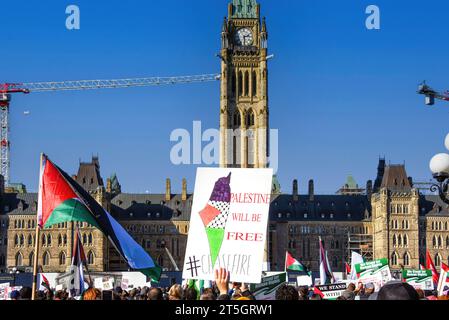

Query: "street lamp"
(429, 134), (449, 204)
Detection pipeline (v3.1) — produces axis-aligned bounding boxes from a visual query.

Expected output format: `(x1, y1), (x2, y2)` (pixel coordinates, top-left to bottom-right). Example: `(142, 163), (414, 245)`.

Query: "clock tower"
(220, 0), (269, 169)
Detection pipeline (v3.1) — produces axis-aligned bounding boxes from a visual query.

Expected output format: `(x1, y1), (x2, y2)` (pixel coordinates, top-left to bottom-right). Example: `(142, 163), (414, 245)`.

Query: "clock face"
(234, 28), (254, 46)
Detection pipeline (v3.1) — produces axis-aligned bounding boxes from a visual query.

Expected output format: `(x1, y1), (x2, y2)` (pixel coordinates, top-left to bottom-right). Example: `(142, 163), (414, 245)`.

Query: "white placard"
(297, 275), (313, 287)
(183, 168), (273, 284)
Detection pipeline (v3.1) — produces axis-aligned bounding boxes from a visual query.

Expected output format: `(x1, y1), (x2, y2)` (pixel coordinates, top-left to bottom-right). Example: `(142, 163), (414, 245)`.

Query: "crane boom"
(0, 72), (221, 187)
(418, 81), (449, 106)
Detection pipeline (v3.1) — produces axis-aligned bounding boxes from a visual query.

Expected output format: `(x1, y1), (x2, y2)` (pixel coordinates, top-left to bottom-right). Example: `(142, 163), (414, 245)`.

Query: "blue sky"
(1, 0), (449, 194)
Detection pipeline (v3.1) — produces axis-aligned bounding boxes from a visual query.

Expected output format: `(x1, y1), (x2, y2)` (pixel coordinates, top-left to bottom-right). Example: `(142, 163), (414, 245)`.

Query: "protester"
(275, 285), (299, 300)
(148, 287), (164, 301)
(82, 287), (101, 300)
(168, 284), (183, 300)
(10, 290), (20, 300)
(359, 283), (375, 300)
(298, 286), (309, 300)
(376, 281), (419, 300)
(184, 287), (198, 301)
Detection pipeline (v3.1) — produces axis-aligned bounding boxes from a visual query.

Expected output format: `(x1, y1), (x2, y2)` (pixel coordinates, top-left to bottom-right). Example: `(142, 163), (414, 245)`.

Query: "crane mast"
(418, 82), (449, 106)
(0, 73), (221, 186)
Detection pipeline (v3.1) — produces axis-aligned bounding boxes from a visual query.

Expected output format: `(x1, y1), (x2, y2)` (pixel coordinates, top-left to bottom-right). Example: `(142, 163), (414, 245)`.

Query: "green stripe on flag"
(44, 198), (100, 229)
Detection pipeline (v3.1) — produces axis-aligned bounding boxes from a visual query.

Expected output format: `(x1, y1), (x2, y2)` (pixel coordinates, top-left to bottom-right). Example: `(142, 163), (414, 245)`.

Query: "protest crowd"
(5, 268), (449, 301)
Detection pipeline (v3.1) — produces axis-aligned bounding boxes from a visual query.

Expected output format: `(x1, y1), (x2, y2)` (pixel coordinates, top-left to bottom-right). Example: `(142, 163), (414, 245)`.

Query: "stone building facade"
(1, 0), (449, 275)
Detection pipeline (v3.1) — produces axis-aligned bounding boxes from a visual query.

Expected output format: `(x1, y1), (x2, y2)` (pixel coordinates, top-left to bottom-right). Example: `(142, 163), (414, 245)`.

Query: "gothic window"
(88, 233), (93, 245)
(404, 205), (409, 214)
(231, 70), (236, 96)
(28, 252), (34, 266)
(446, 236), (449, 249)
(246, 110), (255, 127)
(433, 236), (438, 249)
(63, 235), (67, 246)
(14, 235), (19, 246)
(28, 235), (33, 246)
(244, 71), (249, 96)
(393, 234), (397, 247)
(435, 254), (441, 267)
(87, 251), (95, 265)
(83, 234), (87, 245)
(335, 240), (339, 249)
(233, 111), (241, 127)
(403, 252), (410, 266)
(19, 234), (24, 246)
(15, 252), (23, 266)
(47, 234), (52, 246)
(398, 235), (402, 247)
(397, 204), (402, 214)
(252, 71), (257, 96)
(432, 221), (435, 231)
(59, 251), (66, 265)
(438, 236), (443, 248)
(238, 72), (243, 96)
(42, 234), (46, 247)
(391, 252), (398, 266)
(403, 235), (408, 247)
(43, 252), (50, 266)
(58, 234), (62, 246)
(391, 204), (396, 214)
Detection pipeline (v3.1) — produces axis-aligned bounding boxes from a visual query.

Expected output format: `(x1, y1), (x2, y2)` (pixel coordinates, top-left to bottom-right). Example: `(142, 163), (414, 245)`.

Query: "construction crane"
(417, 81), (449, 106)
(0, 74), (221, 186)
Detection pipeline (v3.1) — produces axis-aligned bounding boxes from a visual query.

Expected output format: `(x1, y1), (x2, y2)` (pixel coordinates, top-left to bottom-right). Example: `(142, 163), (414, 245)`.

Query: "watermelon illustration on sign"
(199, 173), (232, 267)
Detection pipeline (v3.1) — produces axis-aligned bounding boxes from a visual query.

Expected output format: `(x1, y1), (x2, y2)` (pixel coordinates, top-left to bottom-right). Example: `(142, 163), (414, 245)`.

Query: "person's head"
(83, 288), (101, 300)
(184, 287), (198, 301)
(377, 281), (419, 300)
(415, 289), (425, 300)
(298, 286), (309, 297)
(148, 287), (164, 301)
(364, 283), (375, 295)
(347, 283), (356, 292)
(341, 290), (355, 300)
(46, 289), (54, 300)
(114, 286), (123, 295)
(19, 287), (32, 300)
(275, 285), (299, 301)
(10, 290), (20, 300)
(200, 292), (216, 300)
(168, 284), (183, 300)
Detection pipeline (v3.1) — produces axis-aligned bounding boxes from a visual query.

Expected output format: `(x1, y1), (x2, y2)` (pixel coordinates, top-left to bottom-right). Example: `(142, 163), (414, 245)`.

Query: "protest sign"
(94, 277), (103, 289)
(314, 283), (347, 300)
(402, 270), (434, 291)
(0, 283), (10, 300)
(249, 272), (287, 300)
(355, 258), (392, 291)
(183, 168), (273, 283)
(297, 275), (313, 287)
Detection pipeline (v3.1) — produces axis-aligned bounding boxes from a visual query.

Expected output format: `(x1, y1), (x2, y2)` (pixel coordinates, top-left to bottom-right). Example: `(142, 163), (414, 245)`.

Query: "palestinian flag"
(426, 250), (439, 286)
(69, 228), (87, 298)
(345, 262), (351, 275)
(319, 237), (335, 285)
(41, 274), (51, 291)
(37, 155), (161, 281)
(199, 173), (232, 268)
(285, 252), (310, 275)
(437, 263), (449, 296)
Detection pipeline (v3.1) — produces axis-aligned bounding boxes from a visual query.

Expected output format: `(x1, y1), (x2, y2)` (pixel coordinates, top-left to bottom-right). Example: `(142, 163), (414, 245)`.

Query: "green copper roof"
(231, 0), (258, 19)
(345, 175), (358, 189)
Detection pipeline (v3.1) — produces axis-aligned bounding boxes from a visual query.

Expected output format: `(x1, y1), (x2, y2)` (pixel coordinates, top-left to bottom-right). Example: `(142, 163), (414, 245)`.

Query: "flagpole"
(31, 153), (44, 300)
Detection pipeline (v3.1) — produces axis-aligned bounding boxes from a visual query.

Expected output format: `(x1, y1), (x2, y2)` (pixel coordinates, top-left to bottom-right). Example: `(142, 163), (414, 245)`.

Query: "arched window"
(15, 252), (23, 266)
(435, 254), (441, 267)
(43, 252), (50, 266)
(19, 234), (24, 246)
(393, 234), (397, 247)
(246, 110), (255, 127)
(404, 252), (410, 266)
(403, 235), (408, 247)
(58, 234), (62, 246)
(402, 221), (405, 229)
(29, 252), (34, 266)
(234, 111), (241, 127)
(14, 235), (19, 246)
(88, 233), (93, 245)
(87, 251), (94, 265)
(244, 71), (249, 96)
(238, 71), (243, 96)
(47, 234), (52, 246)
(252, 71), (257, 97)
(28, 235), (33, 246)
(59, 252), (66, 265)
(83, 234), (87, 245)
(335, 240), (339, 249)
(446, 236), (449, 249)
(438, 236), (443, 248)
(231, 70), (236, 96)
(433, 236), (438, 248)
(63, 235), (67, 246)
(398, 234), (402, 247)
(391, 252), (398, 266)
